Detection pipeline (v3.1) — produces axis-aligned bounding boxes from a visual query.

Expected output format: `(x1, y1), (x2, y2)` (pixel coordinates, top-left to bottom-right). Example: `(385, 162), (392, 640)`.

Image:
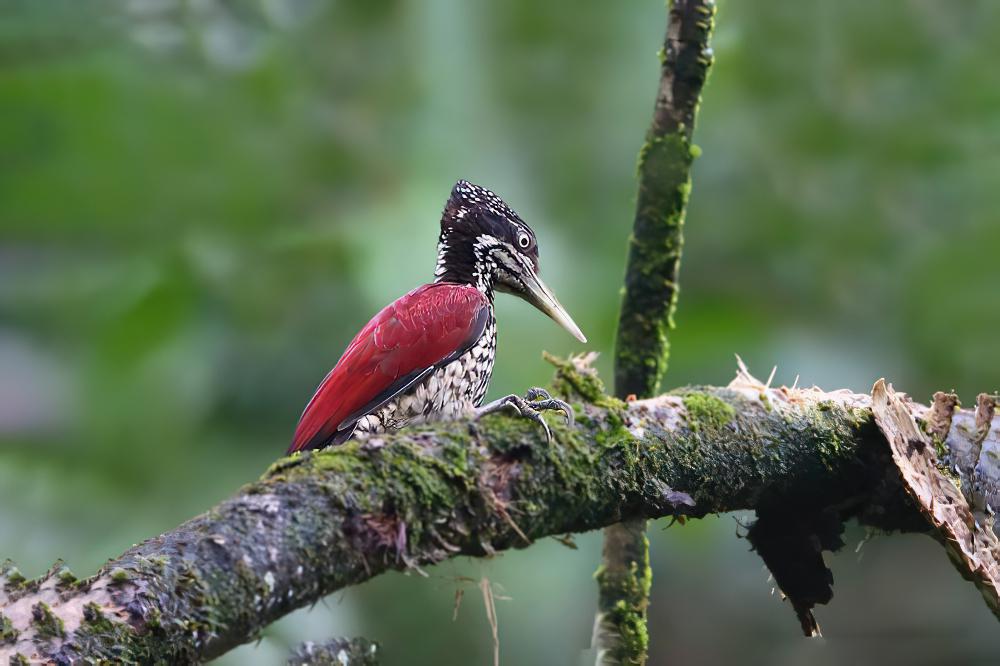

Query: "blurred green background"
(2, 0), (999, 664)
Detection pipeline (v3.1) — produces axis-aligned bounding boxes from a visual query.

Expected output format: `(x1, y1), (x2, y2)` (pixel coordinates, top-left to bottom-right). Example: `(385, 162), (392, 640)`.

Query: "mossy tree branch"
(603, 1), (716, 662)
(4, 357), (997, 664)
(614, 0), (715, 399)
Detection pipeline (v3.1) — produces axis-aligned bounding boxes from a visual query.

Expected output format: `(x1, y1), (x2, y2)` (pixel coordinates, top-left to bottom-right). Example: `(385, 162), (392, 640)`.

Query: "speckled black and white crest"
(447, 180), (522, 223)
(441, 181), (536, 251)
(436, 180), (540, 291)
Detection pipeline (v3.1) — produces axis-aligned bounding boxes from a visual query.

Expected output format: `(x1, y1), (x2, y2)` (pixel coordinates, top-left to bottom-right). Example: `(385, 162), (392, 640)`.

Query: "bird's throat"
(433, 232), (496, 300)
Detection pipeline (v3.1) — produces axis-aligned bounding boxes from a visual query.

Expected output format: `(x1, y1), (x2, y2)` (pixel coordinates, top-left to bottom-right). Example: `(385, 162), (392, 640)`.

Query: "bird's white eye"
(517, 233), (531, 249)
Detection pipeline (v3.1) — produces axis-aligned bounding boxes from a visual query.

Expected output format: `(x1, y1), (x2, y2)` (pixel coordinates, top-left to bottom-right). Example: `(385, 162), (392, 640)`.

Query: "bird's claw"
(476, 388), (574, 442)
(524, 388), (574, 427)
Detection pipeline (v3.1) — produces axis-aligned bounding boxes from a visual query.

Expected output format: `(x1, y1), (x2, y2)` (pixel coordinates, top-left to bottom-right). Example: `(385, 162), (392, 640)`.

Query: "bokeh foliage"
(1, 0), (998, 663)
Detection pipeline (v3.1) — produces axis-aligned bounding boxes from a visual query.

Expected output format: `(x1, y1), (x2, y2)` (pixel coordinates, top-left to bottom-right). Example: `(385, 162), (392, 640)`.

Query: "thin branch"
(614, 0), (715, 398)
(287, 637), (379, 666)
(594, 519), (651, 665)
(604, 1), (716, 661)
(3, 358), (997, 663)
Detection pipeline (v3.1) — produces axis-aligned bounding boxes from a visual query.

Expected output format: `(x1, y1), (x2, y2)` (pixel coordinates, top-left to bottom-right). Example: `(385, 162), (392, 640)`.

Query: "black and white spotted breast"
(354, 312), (497, 435)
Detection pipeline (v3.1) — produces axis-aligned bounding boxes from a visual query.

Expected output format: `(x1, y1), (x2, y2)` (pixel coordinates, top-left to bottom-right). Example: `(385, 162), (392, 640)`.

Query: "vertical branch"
(596, 1), (716, 664)
(594, 518), (653, 665)
(614, 0), (716, 399)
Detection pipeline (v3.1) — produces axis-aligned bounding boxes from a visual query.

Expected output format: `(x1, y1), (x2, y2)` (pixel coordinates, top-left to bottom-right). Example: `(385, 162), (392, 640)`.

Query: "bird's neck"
(433, 230), (496, 301)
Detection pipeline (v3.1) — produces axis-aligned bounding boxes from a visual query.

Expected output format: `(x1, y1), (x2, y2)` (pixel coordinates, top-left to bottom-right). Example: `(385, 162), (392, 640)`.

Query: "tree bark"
(3, 355), (997, 664)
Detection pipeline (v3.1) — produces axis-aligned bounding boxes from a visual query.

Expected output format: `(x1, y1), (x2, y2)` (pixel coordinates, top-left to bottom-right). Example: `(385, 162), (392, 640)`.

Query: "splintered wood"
(871, 379), (1000, 620)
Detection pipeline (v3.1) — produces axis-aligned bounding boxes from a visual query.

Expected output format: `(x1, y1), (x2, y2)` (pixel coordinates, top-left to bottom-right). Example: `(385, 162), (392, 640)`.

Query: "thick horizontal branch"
(1, 361), (996, 663)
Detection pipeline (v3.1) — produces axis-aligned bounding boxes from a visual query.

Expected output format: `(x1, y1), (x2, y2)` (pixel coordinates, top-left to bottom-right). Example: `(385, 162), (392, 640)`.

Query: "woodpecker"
(288, 180), (587, 454)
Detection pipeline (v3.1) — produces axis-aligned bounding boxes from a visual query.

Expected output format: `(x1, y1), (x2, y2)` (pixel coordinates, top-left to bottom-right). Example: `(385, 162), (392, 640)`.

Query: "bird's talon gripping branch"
(475, 388), (573, 441)
(525, 387), (574, 427)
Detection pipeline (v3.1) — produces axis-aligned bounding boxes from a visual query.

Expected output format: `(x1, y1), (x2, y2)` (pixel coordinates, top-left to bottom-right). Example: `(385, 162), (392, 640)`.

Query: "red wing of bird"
(289, 283), (490, 453)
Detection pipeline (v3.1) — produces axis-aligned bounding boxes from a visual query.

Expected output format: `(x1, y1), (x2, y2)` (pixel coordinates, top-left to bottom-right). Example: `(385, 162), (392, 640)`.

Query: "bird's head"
(435, 180), (586, 343)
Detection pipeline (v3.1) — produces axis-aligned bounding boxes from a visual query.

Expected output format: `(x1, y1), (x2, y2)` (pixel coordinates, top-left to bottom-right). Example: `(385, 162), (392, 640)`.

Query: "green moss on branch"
(30, 603), (64, 641)
(0, 614), (18, 645)
(682, 391), (736, 432)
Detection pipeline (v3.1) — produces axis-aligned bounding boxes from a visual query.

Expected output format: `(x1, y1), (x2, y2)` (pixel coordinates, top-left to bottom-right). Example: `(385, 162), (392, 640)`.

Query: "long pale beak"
(518, 269), (587, 343)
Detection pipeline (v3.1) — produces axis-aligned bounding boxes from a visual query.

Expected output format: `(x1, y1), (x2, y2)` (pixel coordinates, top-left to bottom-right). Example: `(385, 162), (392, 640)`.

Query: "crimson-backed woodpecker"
(288, 180), (587, 454)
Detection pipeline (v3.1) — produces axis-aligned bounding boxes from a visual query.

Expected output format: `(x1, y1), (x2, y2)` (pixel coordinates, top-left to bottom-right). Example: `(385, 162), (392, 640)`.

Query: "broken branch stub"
(871, 379), (1000, 620)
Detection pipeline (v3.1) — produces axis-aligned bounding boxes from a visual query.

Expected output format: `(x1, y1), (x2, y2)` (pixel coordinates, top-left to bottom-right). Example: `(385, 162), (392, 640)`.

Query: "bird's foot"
(475, 388), (573, 442)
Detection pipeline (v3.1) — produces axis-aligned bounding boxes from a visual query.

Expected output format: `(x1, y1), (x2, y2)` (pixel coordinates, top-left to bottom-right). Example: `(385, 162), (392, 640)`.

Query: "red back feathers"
(288, 283), (490, 453)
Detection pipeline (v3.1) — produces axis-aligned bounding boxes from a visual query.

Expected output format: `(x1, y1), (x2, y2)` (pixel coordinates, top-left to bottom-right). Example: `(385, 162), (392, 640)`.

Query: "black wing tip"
(287, 426), (352, 455)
